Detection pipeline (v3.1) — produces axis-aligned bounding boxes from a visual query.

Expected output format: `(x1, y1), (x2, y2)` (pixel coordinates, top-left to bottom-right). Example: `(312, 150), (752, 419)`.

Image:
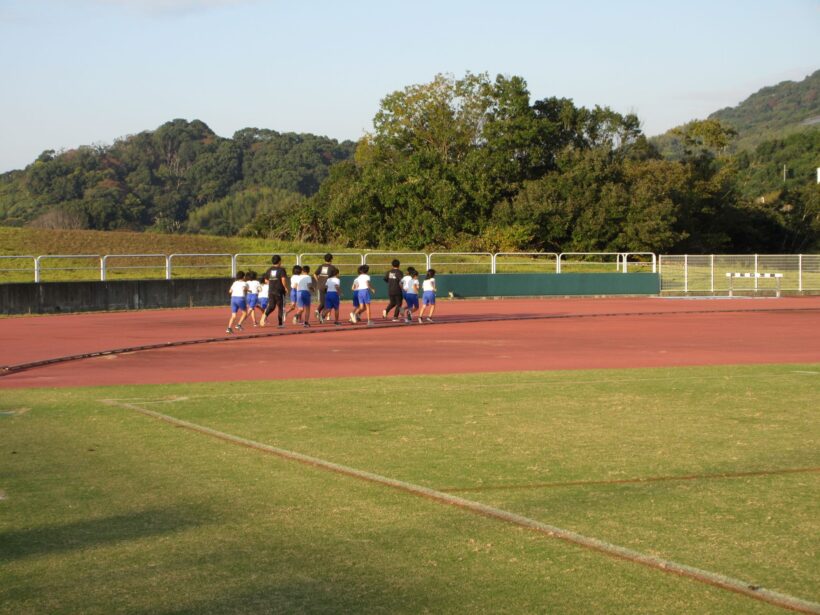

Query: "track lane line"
(102, 397), (820, 614)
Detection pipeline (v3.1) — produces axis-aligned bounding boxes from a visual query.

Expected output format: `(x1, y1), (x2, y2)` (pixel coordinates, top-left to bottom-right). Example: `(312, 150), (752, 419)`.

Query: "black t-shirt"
(384, 268), (404, 294)
(265, 266), (288, 295)
(315, 263), (339, 290)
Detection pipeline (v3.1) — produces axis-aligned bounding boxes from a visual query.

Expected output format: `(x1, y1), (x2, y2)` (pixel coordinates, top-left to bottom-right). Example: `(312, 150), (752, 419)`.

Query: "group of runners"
(226, 254), (437, 333)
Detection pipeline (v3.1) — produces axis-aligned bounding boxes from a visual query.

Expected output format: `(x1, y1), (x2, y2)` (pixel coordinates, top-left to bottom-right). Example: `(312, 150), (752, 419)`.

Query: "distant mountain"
(652, 70), (820, 157)
(710, 69), (820, 149)
(0, 119), (356, 234)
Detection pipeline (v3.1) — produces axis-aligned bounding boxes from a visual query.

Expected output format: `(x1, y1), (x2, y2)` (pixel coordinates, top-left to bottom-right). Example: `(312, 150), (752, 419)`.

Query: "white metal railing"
(35, 254), (101, 283)
(299, 252), (364, 275)
(233, 253), (298, 278)
(429, 252), (493, 274)
(363, 252), (429, 271)
(0, 255), (36, 282)
(167, 254), (232, 280)
(101, 254), (168, 281)
(493, 252), (559, 274)
(5, 251), (819, 293)
(659, 254), (819, 294)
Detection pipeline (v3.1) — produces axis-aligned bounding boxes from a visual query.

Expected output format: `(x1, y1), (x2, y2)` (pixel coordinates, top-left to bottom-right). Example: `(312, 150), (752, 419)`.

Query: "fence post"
(684, 255), (688, 293)
(231, 255), (237, 278)
(101, 255), (107, 281)
(799, 254), (803, 292)
(710, 254), (714, 293)
(34, 256), (41, 283)
(491, 253), (497, 274)
(166, 256), (172, 280)
(754, 254), (759, 291)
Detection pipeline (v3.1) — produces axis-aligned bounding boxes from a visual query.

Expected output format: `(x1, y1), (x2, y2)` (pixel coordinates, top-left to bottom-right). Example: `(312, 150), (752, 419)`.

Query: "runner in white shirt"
(401, 267), (420, 323)
(245, 271), (263, 327)
(285, 265), (302, 324)
(419, 268), (437, 323)
(258, 277), (270, 314)
(321, 274), (343, 325)
(295, 265), (314, 327)
(226, 271), (249, 334)
(350, 264), (376, 325)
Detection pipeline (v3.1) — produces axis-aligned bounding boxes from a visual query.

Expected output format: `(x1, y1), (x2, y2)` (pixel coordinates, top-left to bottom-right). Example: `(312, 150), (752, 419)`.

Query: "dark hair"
(249, 270), (257, 280)
(292, 265), (302, 275)
(357, 265), (364, 273)
(324, 253), (333, 262)
(271, 255), (281, 265)
(361, 264), (369, 273)
(392, 259), (400, 267)
(302, 265), (310, 274)
(407, 266), (417, 275)
(236, 270), (245, 280)
(426, 269), (436, 279)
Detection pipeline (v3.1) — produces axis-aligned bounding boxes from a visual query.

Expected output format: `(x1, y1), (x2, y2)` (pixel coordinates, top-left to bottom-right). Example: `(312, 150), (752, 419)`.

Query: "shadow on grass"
(0, 506), (205, 562)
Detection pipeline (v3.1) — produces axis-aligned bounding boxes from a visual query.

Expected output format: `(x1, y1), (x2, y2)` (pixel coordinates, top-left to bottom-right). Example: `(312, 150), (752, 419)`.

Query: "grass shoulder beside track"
(1, 364), (818, 613)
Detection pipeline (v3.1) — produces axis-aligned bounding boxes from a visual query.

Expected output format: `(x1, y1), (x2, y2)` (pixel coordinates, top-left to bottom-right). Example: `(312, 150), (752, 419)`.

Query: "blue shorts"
(247, 293), (258, 309)
(259, 297), (268, 310)
(422, 291), (436, 305)
(230, 297), (246, 313)
(297, 290), (311, 308)
(352, 292), (360, 308)
(405, 293), (419, 309)
(356, 289), (371, 305)
(325, 291), (340, 310)
(289, 289), (297, 304)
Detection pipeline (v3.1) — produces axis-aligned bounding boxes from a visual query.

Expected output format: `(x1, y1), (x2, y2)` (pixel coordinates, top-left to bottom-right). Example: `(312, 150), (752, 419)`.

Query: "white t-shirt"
(230, 280), (248, 297)
(247, 280), (261, 294)
(422, 278), (436, 293)
(296, 274), (312, 292)
(259, 283), (269, 299)
(326, 276), (341, 293)
(355, 273), (371, 292)
(290, 274), (301, 291)
(401, 275), (417, 294)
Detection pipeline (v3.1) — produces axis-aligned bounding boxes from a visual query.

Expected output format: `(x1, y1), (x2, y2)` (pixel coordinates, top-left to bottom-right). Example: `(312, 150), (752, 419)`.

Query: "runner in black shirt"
(260, 255), (289, 328)
(313, 253), (339, 324)
(383, 259), (404, 321)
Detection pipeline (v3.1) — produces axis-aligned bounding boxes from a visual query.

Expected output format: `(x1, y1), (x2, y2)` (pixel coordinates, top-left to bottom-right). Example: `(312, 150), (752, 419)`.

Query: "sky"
(0, 0), (818, 172)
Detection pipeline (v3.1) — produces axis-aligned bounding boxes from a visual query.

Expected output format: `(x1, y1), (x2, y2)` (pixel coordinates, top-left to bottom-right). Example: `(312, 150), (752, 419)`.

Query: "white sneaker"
(382, 309), (387, 318)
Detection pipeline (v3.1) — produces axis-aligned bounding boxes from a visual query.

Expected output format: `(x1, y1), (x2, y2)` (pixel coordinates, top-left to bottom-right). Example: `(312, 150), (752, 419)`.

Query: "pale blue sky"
(1, 0), (817, 172)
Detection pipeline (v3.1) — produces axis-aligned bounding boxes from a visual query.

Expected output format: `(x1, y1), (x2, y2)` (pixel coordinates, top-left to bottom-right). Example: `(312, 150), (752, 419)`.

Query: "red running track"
(1, 297), (819, 389)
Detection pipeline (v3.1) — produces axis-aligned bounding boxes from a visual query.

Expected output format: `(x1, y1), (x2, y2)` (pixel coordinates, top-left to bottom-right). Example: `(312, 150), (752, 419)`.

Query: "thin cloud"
(90, 0), (258, 16)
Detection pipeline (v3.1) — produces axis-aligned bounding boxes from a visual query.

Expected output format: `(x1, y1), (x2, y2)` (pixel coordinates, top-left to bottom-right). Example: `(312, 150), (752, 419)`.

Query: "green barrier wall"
(339, 273), (660, 299)
(0, 273), (659, 314)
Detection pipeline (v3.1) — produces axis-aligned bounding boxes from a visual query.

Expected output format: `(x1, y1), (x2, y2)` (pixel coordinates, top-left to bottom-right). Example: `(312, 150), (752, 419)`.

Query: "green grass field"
(2, 364), (818, 614)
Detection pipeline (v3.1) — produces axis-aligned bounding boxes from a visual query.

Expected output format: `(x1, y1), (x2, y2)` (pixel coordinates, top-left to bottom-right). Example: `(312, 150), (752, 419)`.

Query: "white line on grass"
(102, 398), (820, 615)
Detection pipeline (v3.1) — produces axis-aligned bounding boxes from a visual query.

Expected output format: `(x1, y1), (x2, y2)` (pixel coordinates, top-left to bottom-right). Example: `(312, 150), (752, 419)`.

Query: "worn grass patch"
(1, 364), (817, 613)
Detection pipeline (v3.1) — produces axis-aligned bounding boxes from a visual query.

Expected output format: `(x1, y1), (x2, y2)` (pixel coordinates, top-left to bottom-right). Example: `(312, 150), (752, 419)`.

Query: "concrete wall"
(0, 273), (660, 315)
(0, 278), (228, 315)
